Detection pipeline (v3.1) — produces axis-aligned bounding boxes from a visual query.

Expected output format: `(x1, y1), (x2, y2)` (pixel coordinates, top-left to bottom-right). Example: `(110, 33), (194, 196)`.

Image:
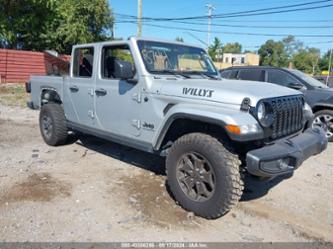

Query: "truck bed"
(29, 75), (66, 109)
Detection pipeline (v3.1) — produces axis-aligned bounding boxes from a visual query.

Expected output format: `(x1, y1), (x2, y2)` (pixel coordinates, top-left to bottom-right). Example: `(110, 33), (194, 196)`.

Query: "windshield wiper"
(200, 72), (220, 80)
(150, 69), (191, 79)
(183, 71), (220, 80)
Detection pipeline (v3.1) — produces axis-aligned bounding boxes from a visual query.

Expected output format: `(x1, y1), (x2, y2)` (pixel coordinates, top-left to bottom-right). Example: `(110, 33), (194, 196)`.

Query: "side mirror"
(114, 60), (135, 81)
(289, 82), (304, 90)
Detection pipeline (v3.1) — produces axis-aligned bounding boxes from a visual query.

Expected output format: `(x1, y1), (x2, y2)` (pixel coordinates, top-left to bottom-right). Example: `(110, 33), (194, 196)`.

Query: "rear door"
(67, 46), (96, 127)
(237, 69), (265, 82)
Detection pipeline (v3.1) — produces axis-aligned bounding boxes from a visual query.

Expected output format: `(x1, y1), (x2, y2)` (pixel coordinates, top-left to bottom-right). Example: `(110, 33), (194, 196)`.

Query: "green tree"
(52, 0), (113, 54)
(318, 50), (333, 72)
(208, 37), (222, 61)
(292, 48), (320, 74)
(0, 0), (113, 54)
(0, 0), (57, 50)
(258, 40), (288, 67)
(175, 37), (184, 42)
(223, 42), (242, 53)
(282, 35), (303, 61)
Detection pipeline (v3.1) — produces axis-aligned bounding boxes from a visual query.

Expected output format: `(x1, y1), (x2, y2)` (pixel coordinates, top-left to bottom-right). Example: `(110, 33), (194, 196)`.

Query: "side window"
(238, 69), (264, 81)
(267, 70), (300, 87)
(220, 70), (232, 79)
(230, 70), (238, 79)
(73, 47), (94, 78)
(101, 45), (135, 79)
(221, 70), (238, 79)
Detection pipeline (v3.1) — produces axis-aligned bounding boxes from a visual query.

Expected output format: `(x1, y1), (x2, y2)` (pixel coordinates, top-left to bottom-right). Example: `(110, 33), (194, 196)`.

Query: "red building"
(0, 49), (70, 83)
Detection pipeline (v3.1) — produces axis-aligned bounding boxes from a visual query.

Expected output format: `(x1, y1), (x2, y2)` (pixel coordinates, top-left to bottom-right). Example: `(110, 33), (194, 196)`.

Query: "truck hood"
(158, 78), (302, 107)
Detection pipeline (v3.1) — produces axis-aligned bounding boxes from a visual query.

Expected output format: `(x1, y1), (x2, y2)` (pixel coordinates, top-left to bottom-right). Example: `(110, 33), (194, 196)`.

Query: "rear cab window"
(72, 47), (94, 78)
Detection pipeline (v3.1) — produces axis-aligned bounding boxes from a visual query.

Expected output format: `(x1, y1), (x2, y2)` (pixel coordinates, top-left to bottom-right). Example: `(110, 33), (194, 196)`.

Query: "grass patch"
(0, 84), (29, 107)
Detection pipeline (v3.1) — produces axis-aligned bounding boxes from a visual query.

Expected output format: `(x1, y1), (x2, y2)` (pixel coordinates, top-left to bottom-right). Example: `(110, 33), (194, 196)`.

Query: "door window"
(101, 45), (135, 79)
(72, 47), (94, 78)
(238, 69), (264, 81)
(267, 70), (301, 87)
(220, 70), (232, 79)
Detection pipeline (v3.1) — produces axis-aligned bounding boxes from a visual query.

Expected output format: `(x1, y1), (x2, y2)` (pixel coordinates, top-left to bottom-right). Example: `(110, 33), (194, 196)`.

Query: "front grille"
(267, 95), (304, 140)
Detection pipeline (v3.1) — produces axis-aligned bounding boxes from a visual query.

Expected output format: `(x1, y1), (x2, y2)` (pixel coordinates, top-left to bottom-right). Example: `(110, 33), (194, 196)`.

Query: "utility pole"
(206, 4), (215, 51)
(137, 0), (142, 37)
(112, 22), (116, 39)
(326, 42), (333, 86)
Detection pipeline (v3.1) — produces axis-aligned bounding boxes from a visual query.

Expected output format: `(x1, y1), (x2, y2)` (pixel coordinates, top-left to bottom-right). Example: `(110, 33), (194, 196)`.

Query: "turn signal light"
(225, 125), (241, 135)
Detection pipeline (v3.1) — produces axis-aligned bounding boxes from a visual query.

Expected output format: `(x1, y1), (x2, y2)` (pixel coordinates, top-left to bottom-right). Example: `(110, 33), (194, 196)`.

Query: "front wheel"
(312, 110), (333, 142)
(39, 103), (68, 146)
(166, 133), (243, 219)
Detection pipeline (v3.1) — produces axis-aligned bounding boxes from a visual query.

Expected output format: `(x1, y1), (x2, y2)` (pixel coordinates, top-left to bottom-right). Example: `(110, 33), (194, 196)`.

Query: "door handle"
(95, 88), (107, 96)
(69, 85), (79, 92)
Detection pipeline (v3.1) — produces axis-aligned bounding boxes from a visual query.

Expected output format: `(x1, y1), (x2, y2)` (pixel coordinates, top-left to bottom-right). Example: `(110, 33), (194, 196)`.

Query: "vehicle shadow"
(240, 173), (293, 202)
(76, 136), (292, 202)
(76, 136), (166, 176)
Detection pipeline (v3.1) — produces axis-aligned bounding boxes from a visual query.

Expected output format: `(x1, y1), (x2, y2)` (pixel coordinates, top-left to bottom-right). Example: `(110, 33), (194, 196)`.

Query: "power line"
(115, 15), (333, 23)
(243, 40), (333, 49)
(212, 0), (333, 18)
(129, 22), (333, 38)
(212, 3), (333, 19)
(114, 0), (333, 21)
(213, 0), (307, 7)
(197, 19), (333, 23)
(116, 20), (333, 29)
(181, 22), (333, 29)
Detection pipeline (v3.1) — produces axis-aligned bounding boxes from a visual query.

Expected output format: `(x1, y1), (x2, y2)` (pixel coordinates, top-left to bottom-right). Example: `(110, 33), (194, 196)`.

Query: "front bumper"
(246, 128), (327, 178)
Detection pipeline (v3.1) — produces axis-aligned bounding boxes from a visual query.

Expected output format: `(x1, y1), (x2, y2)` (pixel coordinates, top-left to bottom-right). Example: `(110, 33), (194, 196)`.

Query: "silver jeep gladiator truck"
(27, 37), (327, 219)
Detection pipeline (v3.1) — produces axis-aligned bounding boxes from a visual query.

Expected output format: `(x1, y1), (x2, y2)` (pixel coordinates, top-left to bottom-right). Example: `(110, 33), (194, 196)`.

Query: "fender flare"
(312, 103), (333, 113)
(40, 87), (62, 106)
(153, 112), (227, 150)
(152, 103), (261, 150)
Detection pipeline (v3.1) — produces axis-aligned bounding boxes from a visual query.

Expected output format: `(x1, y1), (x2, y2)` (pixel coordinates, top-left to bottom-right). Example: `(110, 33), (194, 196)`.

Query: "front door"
(95, 43), (142, 138)
(67, 46), (96, 128)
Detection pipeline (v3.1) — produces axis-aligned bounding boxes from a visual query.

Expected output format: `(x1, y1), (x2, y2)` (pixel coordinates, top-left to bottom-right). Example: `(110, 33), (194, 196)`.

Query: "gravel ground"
(0, 95), (333, 242)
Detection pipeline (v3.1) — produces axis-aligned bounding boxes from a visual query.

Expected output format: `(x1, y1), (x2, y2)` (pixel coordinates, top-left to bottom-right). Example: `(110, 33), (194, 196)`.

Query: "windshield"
(137, 40), (218, 77)
(288, 69), (328, 89)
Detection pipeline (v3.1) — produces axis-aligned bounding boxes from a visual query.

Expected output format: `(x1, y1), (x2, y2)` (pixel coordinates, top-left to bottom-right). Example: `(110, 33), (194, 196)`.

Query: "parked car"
(220, 66), (333, 142)
(314, 75), (333, 87)
(26, 38), (327, 219)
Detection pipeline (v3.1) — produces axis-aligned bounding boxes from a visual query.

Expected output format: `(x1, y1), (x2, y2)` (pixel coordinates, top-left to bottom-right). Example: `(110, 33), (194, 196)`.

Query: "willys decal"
(182, 87), (214, 98)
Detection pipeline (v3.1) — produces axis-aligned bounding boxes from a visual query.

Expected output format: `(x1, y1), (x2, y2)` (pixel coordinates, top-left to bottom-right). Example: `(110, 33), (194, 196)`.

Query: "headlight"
(257, 102), (274, 127)
(303, 103), (312, 114)
(257, 102), (266, 121)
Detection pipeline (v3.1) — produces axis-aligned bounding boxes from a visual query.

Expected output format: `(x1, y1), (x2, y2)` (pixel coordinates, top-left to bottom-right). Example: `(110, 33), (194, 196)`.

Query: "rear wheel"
(166, 133), (243, 219)
(313, 110), (333, 142)
(39, 103), (68, 146)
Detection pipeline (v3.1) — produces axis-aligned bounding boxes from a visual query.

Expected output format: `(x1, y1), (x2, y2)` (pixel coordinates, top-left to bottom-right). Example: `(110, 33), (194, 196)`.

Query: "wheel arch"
(154, 113), (230, 151)
(40, 88), (62, 106)
(312, 104), (333, 114)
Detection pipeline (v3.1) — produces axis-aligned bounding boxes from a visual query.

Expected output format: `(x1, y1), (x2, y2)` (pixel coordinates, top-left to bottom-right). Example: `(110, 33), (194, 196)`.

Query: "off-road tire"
(313, 109), (333, 142)
(39, 103), (68, 146)
(166, 133), (243, 219)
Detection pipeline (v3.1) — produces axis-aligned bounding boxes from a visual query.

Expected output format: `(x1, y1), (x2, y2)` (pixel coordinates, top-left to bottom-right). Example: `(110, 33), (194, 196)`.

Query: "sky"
(109, 0), (333, 54)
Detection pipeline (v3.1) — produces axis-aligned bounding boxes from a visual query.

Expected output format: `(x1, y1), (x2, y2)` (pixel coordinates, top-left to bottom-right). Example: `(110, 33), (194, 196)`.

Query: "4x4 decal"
(182, 87), (214, 98)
